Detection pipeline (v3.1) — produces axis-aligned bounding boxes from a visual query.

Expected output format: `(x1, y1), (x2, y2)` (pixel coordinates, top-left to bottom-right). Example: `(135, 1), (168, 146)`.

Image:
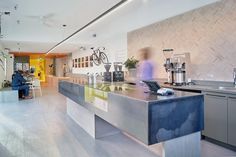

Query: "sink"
(218, 86), (236, 91)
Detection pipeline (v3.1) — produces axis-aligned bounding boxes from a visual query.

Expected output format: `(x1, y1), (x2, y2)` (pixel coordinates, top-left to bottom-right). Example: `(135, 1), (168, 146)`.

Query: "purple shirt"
(138, 60), (154, 81)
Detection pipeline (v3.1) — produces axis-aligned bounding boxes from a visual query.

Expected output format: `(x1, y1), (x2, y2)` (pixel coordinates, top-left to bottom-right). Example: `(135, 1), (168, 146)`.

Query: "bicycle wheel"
(92, 53), (100, 65)
(100, 52), (109, 64)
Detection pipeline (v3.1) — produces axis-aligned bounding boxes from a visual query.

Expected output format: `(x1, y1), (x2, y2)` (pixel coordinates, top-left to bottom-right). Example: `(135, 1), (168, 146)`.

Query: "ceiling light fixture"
(46, 0), (132, 55)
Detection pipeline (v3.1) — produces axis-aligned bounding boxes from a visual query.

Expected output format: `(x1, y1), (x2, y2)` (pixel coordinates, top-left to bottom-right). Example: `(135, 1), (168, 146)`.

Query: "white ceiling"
(0, 0), (121, 53)
(52, 0), (219, 53)
(0, 0), (219, 53)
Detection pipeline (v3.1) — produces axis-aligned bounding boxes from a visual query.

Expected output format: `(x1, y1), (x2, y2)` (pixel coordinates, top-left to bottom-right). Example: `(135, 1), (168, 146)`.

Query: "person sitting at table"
(12, 70), (32, 99)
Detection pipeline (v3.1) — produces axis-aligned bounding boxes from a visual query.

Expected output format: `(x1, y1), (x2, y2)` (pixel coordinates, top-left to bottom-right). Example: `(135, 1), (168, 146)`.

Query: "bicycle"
(91, 47), (109, 65)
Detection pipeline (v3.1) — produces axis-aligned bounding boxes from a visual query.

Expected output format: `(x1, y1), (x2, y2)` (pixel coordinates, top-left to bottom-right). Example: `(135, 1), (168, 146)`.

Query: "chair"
(29, 79), (42, 98)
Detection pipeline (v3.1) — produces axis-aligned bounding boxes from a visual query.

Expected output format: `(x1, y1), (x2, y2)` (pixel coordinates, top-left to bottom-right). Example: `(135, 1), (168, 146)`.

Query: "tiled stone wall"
(128, 0), (236, 81)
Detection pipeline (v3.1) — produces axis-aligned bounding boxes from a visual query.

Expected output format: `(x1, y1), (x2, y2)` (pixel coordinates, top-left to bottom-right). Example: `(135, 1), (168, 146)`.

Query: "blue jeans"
(12, 85), (30, 97)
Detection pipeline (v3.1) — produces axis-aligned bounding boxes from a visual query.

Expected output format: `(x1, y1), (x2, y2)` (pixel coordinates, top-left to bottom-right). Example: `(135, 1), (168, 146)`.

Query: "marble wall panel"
(128, 0), (236, 81)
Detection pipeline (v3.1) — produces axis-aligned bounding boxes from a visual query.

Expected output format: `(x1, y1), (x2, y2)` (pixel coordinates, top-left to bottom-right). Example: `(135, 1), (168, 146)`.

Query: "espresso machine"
(171, 55), (187, 86)
(113, 62), (124, 82)
(163, 49), (190, 86)
(103, 63), (112, 82)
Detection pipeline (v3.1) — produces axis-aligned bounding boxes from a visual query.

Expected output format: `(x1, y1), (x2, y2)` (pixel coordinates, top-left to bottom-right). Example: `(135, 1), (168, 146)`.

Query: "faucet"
(234, 68), (236, 85)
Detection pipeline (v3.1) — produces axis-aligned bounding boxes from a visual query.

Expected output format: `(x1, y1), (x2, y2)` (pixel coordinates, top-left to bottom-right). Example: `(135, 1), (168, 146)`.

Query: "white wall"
(0, 43), (14, 89)
(67, 53), (73, 73)
(72, 33), (127, 74)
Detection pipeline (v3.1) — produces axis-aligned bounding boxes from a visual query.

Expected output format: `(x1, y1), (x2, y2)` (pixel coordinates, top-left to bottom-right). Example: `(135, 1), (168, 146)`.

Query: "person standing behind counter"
(12, 70), (32, 99)
(137, 47), (155, 81)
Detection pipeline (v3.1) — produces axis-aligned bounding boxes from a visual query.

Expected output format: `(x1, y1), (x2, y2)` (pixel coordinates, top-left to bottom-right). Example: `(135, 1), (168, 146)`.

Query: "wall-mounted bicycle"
(91, 47), (109, 66)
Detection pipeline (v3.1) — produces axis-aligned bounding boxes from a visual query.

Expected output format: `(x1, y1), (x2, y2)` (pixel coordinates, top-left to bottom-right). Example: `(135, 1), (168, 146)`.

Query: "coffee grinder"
(113, 62), (124, 82)
(103, 63), (112, 82)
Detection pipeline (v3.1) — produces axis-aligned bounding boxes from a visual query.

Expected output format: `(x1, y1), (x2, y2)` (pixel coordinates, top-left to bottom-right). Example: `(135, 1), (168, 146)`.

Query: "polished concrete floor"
(0, 87), (236, 157)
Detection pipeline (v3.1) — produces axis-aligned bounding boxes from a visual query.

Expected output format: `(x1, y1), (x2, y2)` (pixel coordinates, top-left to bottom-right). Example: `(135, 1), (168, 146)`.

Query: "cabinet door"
(228, 97), (236, 146)
(203, 93), (228, 143)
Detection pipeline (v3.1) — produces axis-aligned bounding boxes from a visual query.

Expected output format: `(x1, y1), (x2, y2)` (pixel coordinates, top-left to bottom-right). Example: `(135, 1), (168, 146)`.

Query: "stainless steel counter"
(59, 79), (204, 145)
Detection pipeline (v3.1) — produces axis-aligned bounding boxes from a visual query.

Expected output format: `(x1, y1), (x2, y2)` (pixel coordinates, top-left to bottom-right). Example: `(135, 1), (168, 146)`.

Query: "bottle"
(93, 73), (99, 84)
(87, 73), (93, 84)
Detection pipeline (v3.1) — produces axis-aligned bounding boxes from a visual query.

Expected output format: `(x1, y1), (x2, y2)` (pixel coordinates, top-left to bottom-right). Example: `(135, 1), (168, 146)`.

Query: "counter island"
(59, 79), (204, 157)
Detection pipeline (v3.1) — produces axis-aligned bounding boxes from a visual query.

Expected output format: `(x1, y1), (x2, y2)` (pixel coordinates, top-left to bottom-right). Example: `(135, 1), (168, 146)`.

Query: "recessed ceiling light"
(14, 5), (18, 10)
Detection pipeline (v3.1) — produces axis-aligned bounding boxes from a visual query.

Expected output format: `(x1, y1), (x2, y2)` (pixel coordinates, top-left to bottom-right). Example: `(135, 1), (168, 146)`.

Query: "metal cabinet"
(202, 93), (228, 143)
(228, 96), (236, 147)
(172, 88), (236, 146)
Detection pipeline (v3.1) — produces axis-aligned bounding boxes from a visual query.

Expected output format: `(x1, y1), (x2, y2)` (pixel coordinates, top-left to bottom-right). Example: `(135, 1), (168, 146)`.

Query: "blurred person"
(137, 47), (155, 81)
(12, 70), (32, 99)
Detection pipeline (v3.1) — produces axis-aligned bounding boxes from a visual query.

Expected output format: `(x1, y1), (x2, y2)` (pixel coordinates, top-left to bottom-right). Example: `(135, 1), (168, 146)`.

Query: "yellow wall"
(30, 58), (46, 82)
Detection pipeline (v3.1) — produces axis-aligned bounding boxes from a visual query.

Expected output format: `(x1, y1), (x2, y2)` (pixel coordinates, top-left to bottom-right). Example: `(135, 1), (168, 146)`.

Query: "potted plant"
(124, 57), (139, 80)
(124, 56), (139, 69)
